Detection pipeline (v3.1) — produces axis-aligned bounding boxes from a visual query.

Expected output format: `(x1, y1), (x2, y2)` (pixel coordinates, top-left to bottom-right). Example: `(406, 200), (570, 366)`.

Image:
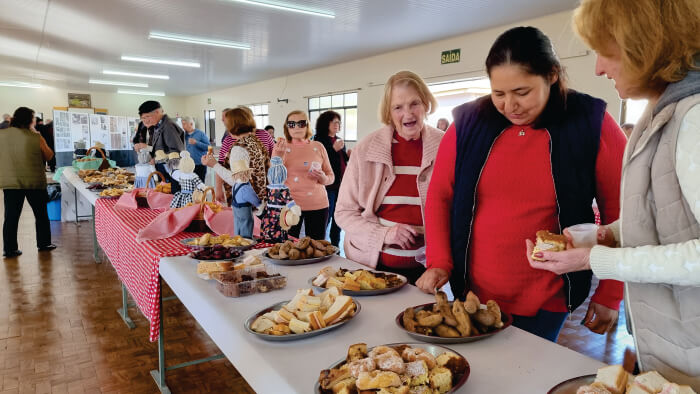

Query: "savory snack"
(576, 366), (697, 394)
(312, 266), (405, 291)
(266, 237), (336, 260)
(249, 288), (357, 336)
(154, 182), (171, 194)
(214, 266), (286, 297)
(187, 233), (253, 247)
(401, 291), (505, 338)
(318, 343), (469, 394)
(531, 230), (568, 261)
(99, 187), (132, 197)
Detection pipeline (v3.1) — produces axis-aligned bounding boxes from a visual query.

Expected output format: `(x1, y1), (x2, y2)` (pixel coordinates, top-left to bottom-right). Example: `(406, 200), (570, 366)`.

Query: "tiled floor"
(2, 193), (635, 393)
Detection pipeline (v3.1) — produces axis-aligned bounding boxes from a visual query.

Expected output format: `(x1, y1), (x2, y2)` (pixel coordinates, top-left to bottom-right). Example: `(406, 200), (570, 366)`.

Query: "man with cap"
(138, 100), (185, 193)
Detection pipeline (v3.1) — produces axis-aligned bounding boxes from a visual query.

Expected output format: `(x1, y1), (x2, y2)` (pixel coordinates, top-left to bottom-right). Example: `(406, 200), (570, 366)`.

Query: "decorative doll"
(169, 151), (205, 209)
(133, 148), (156, 189)
(211, 146), (261, 238)
(259, 156), (301, 243)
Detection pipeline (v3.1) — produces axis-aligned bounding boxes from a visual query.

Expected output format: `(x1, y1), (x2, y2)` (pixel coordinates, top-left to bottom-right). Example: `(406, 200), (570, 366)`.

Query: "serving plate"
(244, 299), (361, 342)
(314, 342), (470, 393)
(548, 374), (596, 394)
(180, 237), (257, 251)
(308, 270), (408, 296)
(263, 246), (339, 266)
(395, 302), (513, 344)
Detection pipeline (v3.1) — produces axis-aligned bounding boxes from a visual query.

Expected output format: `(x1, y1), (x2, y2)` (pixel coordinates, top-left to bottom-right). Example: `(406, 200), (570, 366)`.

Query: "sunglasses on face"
(287, 120), (308, 128)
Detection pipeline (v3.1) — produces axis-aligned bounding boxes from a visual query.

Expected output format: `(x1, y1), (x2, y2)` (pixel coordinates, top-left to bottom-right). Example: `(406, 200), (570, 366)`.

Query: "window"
(248, 104), (269, 130)
(621, 99), (648, 126)
(308, 92), (358, 141)
(427, 77), (491, 129)
(203, 109), (216, 143)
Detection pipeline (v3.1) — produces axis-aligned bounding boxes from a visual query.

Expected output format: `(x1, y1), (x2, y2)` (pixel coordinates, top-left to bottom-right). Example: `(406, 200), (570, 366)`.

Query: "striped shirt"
(376, 132), (424, 269)
(219, 129), (274, 165)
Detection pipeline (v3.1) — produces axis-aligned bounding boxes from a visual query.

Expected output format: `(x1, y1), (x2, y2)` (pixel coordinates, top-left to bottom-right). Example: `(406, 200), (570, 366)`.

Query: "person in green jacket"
(1, 107), (56, 258)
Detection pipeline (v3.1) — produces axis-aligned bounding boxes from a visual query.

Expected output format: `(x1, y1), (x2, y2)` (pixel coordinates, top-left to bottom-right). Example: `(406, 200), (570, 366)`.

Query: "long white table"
(60, 167), (98, 221)
(160, 254), (604, 393)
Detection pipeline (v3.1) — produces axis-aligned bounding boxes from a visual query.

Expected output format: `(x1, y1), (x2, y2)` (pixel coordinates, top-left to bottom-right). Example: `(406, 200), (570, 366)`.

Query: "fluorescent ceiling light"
(149, 31), (250, 50)
(118, 89), (165, 97)
(121, 55), (200, 68)
(103, 70), (169, 80)
(0, 81), (41, 88)
(89, 79), (148, 87)
(226, 0), (335, 18)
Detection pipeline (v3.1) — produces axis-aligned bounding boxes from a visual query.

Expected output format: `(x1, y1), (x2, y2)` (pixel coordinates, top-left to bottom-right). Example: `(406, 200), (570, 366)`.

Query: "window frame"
(308, 91), (358, 141)
(247, 103), (270, 131)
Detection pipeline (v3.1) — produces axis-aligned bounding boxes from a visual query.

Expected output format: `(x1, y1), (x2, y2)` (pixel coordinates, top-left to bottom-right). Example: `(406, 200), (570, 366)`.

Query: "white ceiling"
(0, 0), (578, 96)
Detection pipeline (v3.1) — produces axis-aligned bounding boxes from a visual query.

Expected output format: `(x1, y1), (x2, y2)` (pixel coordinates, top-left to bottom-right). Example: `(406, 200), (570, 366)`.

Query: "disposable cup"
(567, 223), (598, 248)
(310, 161), (321, 171)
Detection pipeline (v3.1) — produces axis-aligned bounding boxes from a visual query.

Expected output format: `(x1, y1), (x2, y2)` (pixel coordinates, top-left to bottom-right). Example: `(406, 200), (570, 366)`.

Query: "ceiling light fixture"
(103, 70), (169, 80)
(226, 0), (335, 18)
(117, 89), (165, 97)
(148, 31), (251, 50)
(0, 81), (42, 88)
(89, 79), (149, 87)
(121, 55), (200, 68)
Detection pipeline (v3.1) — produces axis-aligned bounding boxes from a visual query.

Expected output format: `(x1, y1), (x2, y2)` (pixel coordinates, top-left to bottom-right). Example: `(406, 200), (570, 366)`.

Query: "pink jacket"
(335, 124), (444, 268)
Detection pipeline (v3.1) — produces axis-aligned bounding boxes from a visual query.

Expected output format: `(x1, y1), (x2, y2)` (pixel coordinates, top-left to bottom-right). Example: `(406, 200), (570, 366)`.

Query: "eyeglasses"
(287, 120), (308, 128)
(331, 120), (341, 125)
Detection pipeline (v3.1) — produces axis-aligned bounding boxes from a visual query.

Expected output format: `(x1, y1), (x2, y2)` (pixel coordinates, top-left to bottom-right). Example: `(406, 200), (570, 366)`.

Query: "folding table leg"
(116, 282), (136, 329)
(92, 205), (101, 264)
(74, 187), (80, 226)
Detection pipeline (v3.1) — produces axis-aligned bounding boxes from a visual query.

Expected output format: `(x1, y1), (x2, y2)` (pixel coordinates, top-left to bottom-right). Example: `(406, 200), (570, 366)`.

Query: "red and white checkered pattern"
(95, 198), (272, 341)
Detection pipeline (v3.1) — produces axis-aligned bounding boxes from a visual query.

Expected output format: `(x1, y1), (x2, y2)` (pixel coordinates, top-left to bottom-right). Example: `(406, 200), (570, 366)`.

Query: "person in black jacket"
(138, 100), (185, 193)
(314, 111), (349, 246)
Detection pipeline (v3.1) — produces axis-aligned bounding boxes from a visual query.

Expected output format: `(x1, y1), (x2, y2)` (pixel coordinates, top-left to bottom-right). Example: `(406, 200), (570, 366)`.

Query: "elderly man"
(138, 100), (185, 192)
(0, 114), (10, 129)
(182, 116), (209, 182)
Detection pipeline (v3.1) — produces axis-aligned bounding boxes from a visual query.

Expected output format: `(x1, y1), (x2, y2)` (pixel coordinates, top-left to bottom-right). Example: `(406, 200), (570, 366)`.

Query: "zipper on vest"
(544, 128), (572, 314)
(463, 128), (507, 290)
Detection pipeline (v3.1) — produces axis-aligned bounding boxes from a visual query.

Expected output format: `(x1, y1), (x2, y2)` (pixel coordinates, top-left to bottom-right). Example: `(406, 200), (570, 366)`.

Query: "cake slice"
(531, 230), (568, 261)
(428, 366), (452, 393)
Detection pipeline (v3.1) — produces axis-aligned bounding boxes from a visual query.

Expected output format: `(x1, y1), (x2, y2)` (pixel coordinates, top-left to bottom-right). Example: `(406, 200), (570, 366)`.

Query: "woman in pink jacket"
(335, 70), (445, 284)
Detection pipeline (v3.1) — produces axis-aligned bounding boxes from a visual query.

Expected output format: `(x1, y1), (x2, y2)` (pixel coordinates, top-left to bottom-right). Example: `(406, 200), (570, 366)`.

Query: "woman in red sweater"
(416, 27), (627, 342)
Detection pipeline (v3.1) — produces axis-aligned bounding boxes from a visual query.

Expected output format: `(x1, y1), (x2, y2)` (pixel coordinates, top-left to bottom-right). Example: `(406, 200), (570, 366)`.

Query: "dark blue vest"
(449, 90), (607, 312)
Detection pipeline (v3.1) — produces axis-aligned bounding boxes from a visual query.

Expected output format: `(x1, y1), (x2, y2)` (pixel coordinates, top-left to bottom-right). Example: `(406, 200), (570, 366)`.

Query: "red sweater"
(425, 112), (626, 315)
(377, 132), (425, 269)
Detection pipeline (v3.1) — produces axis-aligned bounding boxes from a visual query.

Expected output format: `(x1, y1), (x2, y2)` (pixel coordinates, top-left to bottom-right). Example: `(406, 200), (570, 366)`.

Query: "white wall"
(0, 85), (187, 121)
(184, 10), (622, 146)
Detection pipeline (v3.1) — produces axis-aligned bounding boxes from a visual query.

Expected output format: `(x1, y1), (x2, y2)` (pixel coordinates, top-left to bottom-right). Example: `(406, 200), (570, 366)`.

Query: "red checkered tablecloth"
(95, 198), (274, 342)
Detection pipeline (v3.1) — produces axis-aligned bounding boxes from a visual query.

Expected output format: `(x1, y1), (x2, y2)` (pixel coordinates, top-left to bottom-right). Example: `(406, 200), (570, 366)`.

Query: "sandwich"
(323, 295), (354, 325)
(531, 230), (568, 261)
(660, 383), (697, 394)
(632, 371), (669, 393)
(250, 316), (275, 333)
(313, 266), (338, 287)
(309, 310), (326, 330)
(288, 318), (311, 334)
(594, 365), (628, 394)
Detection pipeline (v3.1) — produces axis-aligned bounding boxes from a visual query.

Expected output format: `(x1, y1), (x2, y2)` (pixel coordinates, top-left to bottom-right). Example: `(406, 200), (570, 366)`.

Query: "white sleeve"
(212, 164), (235, 186)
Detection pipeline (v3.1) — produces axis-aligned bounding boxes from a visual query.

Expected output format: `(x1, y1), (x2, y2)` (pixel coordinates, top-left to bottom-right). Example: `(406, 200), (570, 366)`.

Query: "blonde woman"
(271, 110), (334, 240)
(335, 71), (444, 284)
(528, 0), (700, 385)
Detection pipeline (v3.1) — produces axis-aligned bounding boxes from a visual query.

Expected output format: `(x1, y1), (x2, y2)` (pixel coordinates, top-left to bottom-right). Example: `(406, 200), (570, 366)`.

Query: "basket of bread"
(135, 171), (167, 207)
(265, 237), (339, 265)
(246, 287), (360, 341)
(315, 343), (470, 393)
(310, 266), (408, 296)
(73, 146), (116, 171)
(182, 187), (222, 233)
(550, 364), (697, 394)
(396, 291), (511, 344)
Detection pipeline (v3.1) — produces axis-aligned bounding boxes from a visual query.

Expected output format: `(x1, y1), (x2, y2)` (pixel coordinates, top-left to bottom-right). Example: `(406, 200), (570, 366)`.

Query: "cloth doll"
(169, 151), (205, 209)
(211, 146), (261, 238)
(133, 148), (157, 189)
(259, 156), (301, 243)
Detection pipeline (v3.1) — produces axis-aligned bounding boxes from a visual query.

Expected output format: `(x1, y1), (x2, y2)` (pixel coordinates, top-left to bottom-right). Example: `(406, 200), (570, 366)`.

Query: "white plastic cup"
(310, 161), (321, 171)
(567, 223), (598, 248)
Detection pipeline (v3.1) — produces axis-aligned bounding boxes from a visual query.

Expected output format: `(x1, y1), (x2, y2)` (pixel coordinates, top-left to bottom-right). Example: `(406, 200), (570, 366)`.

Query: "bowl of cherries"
(190, 245), (243, 261)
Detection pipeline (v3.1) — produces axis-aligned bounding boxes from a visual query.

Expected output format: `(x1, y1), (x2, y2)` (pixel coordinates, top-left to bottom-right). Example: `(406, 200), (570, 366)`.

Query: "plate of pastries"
(310, 266), (407, 296)
(315, 342), (470, 393)
(99, 186), (133, 198)
(246, 287), (360, 341)
(264, 237), (339, 266)
(550, 364), (697, 394)
(182, 233), (256, 251)
(396, 291), (512, 344)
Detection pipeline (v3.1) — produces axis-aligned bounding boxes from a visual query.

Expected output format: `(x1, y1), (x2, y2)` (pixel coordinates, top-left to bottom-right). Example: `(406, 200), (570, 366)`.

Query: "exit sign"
(441, 49), (461, 65)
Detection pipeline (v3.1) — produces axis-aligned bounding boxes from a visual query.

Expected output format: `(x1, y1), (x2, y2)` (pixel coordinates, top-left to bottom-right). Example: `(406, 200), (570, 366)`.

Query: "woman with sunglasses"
(271, 110), (334, 240)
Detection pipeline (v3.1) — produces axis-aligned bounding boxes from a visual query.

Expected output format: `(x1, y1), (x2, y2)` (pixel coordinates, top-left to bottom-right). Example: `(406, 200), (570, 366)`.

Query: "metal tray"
(314, 342), (470, 393)
(244, 298), (361, 342)
(308, 270), (408, 296)
(180, 237), (257, 251)
(262, 247), (338, 266)
(548, 374), (596, 393)
(395, 302), (513, 344)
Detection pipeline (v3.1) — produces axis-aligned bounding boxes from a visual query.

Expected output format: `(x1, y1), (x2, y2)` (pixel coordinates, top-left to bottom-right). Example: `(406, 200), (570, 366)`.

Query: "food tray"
(548, 374), (596, 393)
(263, 246), (339, 266)
(180, 237), (257, 251)
(308, 270), (408, 296)
(214, 266), (287, 297)
(395, 302), (513, 344)
(244, 299), (361, 341)
(314, 342), (470, 393)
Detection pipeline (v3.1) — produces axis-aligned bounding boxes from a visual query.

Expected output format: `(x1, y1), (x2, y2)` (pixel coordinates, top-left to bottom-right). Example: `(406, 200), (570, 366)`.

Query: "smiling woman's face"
(390, 83), (426, 140)
(489, 64), (554, 126)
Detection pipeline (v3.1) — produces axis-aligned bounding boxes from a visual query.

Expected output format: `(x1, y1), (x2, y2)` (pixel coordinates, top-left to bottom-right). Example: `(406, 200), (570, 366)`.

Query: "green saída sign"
(441, 49), (461, 65)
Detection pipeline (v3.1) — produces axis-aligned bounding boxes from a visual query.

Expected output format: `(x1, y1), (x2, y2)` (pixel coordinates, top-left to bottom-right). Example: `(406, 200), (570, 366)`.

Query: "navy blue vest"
(449, 90), (607, 312)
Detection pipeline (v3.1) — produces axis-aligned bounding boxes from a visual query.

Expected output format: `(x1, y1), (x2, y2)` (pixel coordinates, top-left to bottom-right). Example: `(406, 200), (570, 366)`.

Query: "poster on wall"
(53, 110), (72, 152)
(90, 115), (111, 150)
(51, 111), (136, 152)
(52, 110), (90, 152)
